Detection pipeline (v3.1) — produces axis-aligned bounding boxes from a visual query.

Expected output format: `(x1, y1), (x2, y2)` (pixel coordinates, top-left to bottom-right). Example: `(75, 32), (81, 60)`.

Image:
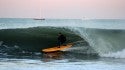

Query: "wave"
(0, 19), (125, 58)
(1, 26), (125, 58)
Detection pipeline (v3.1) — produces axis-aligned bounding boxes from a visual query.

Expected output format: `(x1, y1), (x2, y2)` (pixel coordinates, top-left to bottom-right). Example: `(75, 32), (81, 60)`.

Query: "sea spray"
(101, 49), (125, 58)
(69, 27), (125, 58)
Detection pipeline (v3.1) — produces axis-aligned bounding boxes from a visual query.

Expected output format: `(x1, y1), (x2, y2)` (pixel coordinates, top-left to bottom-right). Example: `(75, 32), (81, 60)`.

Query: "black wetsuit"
(58, 34), (66, 46)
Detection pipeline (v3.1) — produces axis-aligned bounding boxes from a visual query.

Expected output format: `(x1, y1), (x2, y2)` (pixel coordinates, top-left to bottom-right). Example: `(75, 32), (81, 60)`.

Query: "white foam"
(63, 46), (87, 51)
(0, 41), (3, 46)
(0, 58), (125, 70)
(100, 49), (125, 58)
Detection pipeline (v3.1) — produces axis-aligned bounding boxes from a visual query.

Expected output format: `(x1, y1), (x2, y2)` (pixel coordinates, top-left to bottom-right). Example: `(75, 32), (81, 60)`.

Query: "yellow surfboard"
(42, 43), (73, 53)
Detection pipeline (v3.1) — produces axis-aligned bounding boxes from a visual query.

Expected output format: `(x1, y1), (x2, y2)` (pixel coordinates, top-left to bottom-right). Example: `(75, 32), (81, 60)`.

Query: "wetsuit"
(58, 34), (66, 46)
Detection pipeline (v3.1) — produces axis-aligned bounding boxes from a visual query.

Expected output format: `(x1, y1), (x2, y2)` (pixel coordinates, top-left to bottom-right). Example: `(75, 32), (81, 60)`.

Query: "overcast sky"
(0, 0), (125, 19)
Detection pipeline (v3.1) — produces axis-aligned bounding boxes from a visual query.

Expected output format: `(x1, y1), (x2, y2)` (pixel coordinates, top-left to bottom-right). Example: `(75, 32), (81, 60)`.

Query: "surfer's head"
(58, 32), (62, 36)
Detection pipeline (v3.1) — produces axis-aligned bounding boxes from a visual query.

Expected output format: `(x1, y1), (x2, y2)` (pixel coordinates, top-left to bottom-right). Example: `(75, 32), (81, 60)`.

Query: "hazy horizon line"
(0, 17), (124, 20)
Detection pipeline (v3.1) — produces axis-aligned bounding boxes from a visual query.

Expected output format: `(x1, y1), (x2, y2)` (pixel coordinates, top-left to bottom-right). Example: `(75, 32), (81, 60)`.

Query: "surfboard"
(42, 43), (73, 53)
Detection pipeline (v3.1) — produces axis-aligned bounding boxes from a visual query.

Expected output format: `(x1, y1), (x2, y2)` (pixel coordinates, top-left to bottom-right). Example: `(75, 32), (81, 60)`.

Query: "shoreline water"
(0, 52), (125, 70)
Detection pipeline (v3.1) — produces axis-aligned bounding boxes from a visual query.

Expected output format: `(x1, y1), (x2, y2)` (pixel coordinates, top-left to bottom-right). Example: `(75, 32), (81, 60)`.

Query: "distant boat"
(34, 4), (45, 21)
(33, 18), (45, 20)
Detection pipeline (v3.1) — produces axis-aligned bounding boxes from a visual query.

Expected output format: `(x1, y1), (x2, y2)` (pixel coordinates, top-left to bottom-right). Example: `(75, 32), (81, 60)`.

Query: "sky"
(0, 0), (125, 19)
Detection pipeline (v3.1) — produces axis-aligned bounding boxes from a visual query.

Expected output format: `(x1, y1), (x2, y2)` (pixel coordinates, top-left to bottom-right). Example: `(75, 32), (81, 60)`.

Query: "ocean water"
(0, 18), (125, 70)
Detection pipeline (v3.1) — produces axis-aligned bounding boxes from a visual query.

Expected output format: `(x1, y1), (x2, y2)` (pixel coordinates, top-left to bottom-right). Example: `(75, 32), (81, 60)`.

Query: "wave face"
(0, 27), (82, 52)
(0, 18), (125, 58)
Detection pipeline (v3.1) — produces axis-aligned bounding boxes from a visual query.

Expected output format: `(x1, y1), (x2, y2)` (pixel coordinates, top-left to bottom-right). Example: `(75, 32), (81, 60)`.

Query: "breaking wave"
(0, 18), (125, 58)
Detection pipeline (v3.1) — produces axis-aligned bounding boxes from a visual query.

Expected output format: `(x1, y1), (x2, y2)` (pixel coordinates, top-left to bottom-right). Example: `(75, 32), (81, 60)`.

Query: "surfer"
(57, 33), (66, 47)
